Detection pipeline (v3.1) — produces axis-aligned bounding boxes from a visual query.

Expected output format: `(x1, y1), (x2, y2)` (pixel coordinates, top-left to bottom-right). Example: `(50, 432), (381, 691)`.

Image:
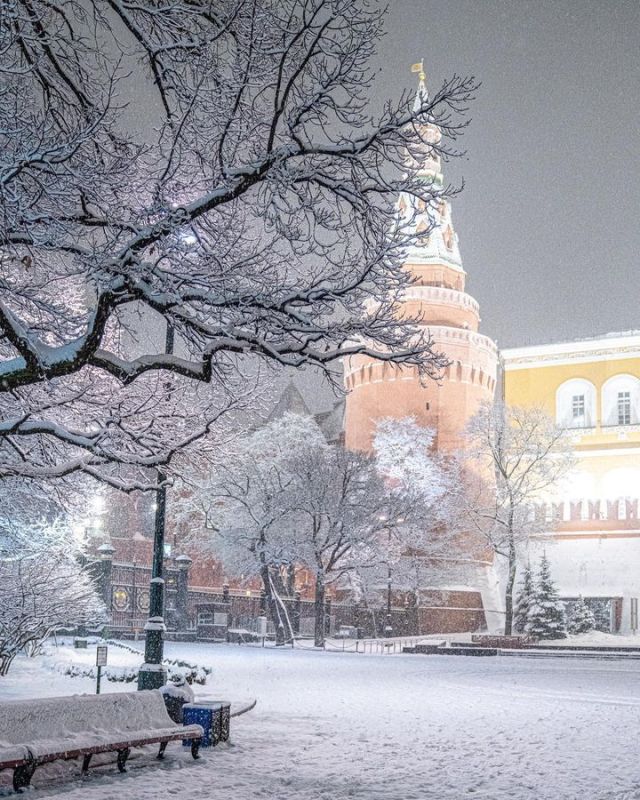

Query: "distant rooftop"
(502, 329), (640, 366)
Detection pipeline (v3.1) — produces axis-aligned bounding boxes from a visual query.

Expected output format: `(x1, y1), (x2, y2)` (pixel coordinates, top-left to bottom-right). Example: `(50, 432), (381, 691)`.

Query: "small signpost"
(258, 615), (267, 646)
(96, 645), (108, 695)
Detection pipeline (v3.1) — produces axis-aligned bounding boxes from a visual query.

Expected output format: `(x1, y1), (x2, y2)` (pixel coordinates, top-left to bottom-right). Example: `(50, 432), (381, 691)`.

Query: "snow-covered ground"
(2, 640), (640, 799)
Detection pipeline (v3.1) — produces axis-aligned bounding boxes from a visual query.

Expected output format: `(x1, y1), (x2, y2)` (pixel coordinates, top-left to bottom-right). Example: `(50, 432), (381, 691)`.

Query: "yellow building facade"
(503, 332), (640, 633)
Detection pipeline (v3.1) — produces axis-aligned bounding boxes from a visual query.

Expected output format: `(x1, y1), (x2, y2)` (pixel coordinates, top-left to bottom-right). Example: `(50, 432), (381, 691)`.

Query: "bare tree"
(192, 414), (327, 644)
(0, 0), (476, 486)
(463, 402), (575, 635)
(192, 412), (423, 646)
(284, 444), (410, 647)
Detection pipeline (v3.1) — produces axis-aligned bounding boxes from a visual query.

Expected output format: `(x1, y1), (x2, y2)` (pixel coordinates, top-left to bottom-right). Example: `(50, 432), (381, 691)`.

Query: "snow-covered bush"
(54, 662), (138, 683)
(105, 641), (212, 684)
(164, 660), (211, 685)
(567, 596), (596, 635)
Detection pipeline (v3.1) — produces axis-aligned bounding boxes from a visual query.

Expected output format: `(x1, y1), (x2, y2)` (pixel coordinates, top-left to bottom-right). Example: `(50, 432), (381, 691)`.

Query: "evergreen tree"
(567, 596), (596, 635)
(513, 563), (535, 634)
(526, 553), (567, 640)
(590, 599), (612, 632)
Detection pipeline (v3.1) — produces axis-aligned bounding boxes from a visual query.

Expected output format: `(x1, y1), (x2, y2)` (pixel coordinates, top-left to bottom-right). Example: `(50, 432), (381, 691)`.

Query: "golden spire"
(410, 59), (426, 83)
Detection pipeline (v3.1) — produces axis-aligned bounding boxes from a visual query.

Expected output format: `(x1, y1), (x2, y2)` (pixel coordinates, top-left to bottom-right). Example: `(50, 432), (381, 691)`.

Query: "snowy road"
(2, 643), (640, 799)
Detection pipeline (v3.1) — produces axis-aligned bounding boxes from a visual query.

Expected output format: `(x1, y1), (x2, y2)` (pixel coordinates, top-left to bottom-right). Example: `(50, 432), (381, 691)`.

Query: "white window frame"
(602, 375), (640, 427)
(617, 391), (631, 425)
(556, 379), (596, 429)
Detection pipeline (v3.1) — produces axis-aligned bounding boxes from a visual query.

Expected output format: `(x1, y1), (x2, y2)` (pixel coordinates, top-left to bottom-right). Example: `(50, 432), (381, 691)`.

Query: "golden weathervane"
(410, 59), (426, 82)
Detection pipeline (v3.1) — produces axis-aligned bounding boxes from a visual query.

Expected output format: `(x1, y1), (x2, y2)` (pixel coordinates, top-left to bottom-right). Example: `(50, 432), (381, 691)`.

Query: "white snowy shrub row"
(107, 640), (211, 683)
(51, 658), (210, 685)
(53, 662), (138, 683)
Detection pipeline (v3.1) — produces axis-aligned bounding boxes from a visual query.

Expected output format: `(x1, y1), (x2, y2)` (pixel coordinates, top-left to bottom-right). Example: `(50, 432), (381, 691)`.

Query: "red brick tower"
(343, 68), (501, 632)
(344, 70), (498, 454)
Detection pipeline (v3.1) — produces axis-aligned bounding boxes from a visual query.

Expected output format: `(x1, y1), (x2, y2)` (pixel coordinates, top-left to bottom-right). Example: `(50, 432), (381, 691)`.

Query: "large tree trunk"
(286, 563), (296, 596)
(0, 653), (15, 676)
(504, 534), (517, 635)
(314, 573), (326, 648)
(260, 565), (287, 646)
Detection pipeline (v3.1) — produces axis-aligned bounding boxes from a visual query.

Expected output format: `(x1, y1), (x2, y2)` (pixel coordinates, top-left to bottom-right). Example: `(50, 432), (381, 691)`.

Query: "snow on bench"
(0, 690), (204, 792)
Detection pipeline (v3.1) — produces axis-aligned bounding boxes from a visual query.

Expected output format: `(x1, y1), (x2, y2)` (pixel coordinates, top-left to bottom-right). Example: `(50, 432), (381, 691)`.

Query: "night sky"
(123, 0), (640, 409)
(373, 0), (640, 348)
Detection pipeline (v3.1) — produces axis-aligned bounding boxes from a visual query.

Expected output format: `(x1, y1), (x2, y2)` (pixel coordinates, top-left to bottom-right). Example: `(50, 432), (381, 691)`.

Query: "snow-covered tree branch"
(0, 0), (476, 482)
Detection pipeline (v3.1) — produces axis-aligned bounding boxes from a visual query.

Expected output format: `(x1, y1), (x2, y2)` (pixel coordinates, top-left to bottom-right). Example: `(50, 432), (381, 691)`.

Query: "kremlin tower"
(344, 66), (498, 455)
(343, 66), (501, 630)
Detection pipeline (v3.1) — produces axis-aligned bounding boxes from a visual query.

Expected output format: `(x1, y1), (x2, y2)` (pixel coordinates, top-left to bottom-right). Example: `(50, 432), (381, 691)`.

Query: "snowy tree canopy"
(193, 413), (326, 574)
(373, 417), (446, 504)
(0, 516), (105, 675)
(0, 0), (476, 485)
(369, 417), (473, 597)
(191, 412), (431, 645)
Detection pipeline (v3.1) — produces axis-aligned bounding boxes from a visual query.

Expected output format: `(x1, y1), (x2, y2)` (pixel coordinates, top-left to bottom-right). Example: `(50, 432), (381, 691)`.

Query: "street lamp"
(137, 322), (174, 691)
(378, 515), (393, 637)
(379, 515), (405, 639)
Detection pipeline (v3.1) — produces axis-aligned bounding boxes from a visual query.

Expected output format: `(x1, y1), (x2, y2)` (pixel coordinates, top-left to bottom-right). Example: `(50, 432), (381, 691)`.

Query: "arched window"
(601, 374), (640, 427)
(556, 378), (596, 428)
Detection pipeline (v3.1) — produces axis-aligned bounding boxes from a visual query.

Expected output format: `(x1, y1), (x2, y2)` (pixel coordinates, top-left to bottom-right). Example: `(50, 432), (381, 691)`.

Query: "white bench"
(0, 690), (204, 791)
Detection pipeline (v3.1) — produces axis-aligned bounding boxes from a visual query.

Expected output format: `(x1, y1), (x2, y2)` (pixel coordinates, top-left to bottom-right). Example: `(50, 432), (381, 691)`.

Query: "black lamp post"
(378, 515), (393, 637)
(96, 542), (115, 610)
(380, 515), (404, 639)
(385, 526), (393, 638)
(138, 323), (174, 691)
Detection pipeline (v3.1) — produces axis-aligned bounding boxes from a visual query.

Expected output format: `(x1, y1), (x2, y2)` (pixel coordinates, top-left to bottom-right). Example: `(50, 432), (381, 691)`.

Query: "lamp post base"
(137, 663), (168, 691)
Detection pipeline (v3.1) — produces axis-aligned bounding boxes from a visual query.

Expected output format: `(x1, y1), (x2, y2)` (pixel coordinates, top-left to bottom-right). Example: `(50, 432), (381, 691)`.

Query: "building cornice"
(502, 332), (640, 370)
(429, 325), (499, 356)
(404, 254), (466, 274)
(401, 285), (480, 315)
